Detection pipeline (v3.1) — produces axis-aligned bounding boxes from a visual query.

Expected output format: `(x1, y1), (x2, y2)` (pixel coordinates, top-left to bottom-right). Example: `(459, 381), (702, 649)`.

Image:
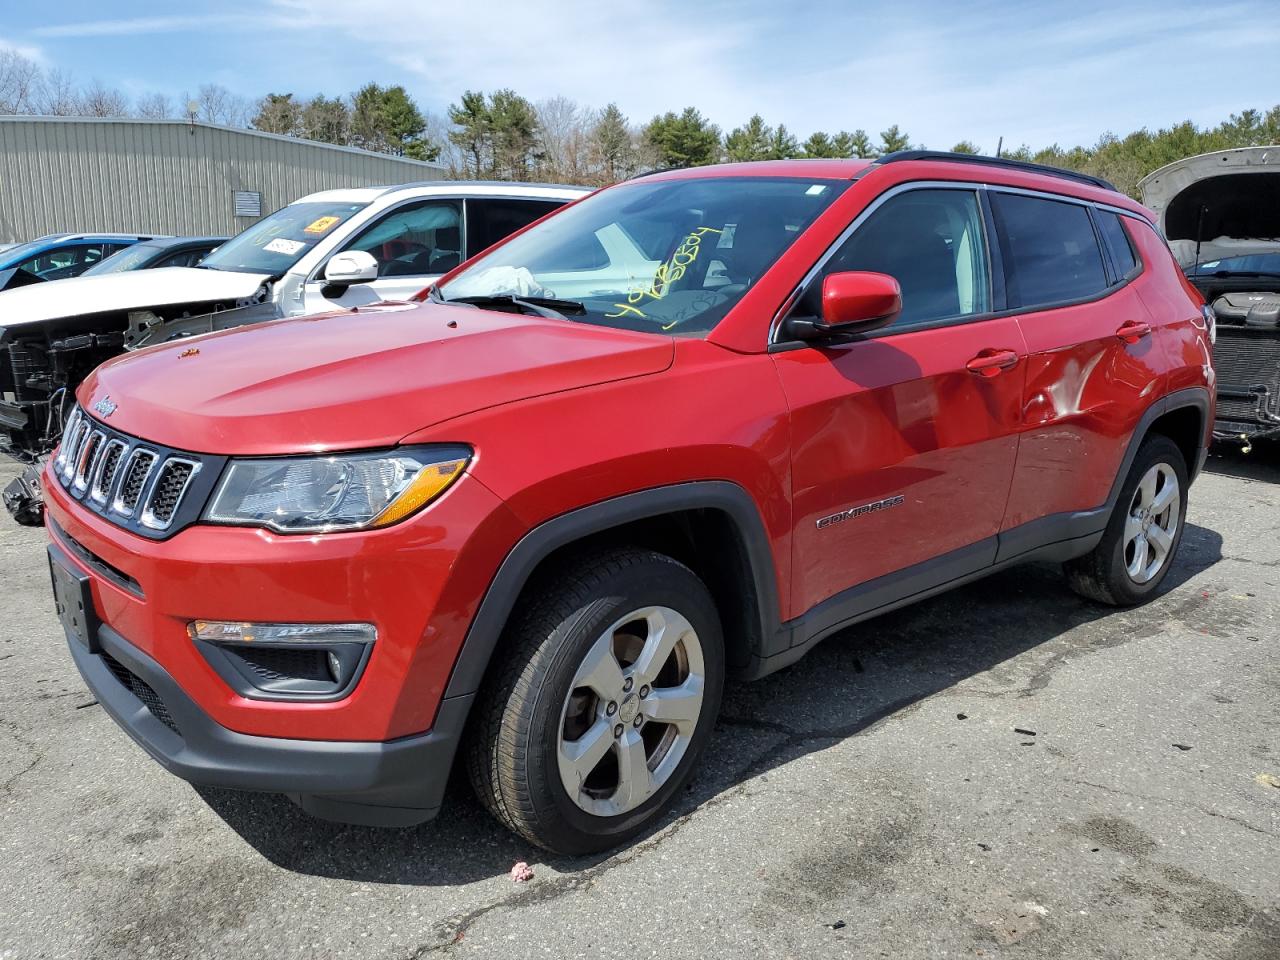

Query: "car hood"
(0, 266), (270, 328)
(78, 300), (676, 455)
(1139, 146), (1280, 268)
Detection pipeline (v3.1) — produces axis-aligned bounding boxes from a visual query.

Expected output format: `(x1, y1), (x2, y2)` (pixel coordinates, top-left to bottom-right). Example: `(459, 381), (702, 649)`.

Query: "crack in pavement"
(1064, 776), (1276, 839)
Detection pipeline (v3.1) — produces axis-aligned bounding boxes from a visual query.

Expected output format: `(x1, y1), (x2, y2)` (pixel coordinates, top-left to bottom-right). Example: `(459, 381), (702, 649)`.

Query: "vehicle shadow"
(1204, 439), (1280, 483)
(199, 521), (1223, 886)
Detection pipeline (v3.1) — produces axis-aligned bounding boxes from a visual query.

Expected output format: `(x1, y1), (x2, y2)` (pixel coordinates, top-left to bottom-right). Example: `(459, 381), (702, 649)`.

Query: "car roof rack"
(873, 150), (1118, 193)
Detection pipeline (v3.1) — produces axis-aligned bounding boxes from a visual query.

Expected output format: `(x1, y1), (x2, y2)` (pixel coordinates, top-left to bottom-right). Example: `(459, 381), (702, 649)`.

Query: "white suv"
(0, 182), (589, 467)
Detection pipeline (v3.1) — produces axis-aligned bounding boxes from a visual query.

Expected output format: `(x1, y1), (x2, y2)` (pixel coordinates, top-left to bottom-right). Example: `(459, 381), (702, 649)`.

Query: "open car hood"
(0, 266), (271, 328)
(1139, 146), (1280, 268)
(79, 300), (675, 455)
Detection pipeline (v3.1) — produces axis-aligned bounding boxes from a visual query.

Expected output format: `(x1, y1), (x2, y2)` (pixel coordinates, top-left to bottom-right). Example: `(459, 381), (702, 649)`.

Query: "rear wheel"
(465, 547), (724, 855)
(1066, 434), (1188, 606)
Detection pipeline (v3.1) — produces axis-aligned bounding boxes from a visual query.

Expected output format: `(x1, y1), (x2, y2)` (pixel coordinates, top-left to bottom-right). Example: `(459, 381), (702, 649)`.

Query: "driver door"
(773, 186), (1026, 622)
(303, 200), (463, 312)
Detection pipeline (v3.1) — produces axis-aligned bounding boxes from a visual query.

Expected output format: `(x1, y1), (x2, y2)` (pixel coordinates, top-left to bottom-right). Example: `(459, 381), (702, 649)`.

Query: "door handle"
(1116, 320), (1151, 344)
(965, 349), (1020, 378)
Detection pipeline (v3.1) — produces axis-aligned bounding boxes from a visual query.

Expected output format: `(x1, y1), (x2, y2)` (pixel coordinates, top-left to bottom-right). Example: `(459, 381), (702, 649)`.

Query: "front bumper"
(66, 612), (472, 826)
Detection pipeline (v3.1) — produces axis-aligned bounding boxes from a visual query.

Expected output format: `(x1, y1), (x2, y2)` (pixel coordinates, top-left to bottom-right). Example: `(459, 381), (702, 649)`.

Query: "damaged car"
(1, 182), (589, 522)
(1141, 145), (1280, 444)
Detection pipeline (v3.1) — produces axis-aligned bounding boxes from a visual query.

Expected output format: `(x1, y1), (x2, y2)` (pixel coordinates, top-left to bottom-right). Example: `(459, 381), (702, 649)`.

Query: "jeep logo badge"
(93, 396), (117, 417)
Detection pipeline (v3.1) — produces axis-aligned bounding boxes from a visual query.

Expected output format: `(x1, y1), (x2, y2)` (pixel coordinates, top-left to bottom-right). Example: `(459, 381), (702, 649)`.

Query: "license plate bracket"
(48, 546), (101, 653)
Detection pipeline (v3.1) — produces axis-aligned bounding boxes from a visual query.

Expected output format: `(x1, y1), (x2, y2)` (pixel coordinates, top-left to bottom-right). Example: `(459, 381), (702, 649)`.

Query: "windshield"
(439, 177), (846, 337)
(82, 243), (159, 275)
(1193, 252), (1280, 276)
(200, 201), (368, 275)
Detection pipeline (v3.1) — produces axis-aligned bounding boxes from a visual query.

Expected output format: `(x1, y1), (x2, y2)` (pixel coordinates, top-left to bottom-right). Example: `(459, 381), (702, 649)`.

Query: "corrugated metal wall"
(0, 118), (446, 242)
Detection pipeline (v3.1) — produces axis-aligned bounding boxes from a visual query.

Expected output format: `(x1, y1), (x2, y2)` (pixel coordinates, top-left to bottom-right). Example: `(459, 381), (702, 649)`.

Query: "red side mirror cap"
(821, 271), (902, 331)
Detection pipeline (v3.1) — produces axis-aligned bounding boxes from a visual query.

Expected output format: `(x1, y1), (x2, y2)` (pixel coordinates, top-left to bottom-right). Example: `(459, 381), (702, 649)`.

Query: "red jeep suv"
(44, 152), (1214, 855)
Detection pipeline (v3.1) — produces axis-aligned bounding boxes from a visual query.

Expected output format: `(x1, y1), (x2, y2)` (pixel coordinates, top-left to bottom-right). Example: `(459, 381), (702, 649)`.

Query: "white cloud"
(0, 36), (45, 63)
(31, 13), (286, 38)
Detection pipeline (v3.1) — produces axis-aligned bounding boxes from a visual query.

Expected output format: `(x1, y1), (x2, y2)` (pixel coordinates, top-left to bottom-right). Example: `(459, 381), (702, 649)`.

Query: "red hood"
(79, 300), (674, 455)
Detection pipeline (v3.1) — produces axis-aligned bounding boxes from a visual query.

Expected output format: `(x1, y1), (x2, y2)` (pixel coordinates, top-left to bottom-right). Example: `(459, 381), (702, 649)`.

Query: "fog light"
(188, 621), (376, 700)
(189, 621), (377, 645)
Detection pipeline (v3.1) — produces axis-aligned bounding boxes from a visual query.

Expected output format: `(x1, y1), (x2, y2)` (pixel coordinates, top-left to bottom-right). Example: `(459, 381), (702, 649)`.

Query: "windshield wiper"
(442, 293), (587, 321)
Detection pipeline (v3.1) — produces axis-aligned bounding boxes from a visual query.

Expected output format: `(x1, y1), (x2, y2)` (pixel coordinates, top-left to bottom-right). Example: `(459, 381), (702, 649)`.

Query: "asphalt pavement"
(0, 449), (1276, 959)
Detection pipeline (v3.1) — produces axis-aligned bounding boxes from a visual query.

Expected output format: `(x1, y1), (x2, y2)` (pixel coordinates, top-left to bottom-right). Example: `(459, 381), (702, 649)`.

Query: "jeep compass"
(44, 152), (1214, 854)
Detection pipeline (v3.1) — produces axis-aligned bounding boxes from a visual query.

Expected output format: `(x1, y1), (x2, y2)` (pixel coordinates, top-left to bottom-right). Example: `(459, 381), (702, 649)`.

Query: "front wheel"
(465, 547), (724, 855)
(1066, 434), (1188, 606)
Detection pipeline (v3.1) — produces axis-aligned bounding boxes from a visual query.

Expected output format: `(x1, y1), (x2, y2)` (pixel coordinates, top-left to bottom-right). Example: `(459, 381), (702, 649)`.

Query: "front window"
(440, 177), (847, 337)
(83, 244), (159, 275)
(200, 201), (368, 276)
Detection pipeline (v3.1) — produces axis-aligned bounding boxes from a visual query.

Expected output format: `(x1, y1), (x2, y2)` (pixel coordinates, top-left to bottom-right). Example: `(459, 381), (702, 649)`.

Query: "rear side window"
(466, 199), (563, 257)
(991, 193), (1107, 308)
(1095, 211), (1139, 280)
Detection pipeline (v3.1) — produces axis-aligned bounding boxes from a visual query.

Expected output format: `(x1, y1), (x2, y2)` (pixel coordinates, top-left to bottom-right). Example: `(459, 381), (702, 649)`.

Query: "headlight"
(204, 446), (469, 533)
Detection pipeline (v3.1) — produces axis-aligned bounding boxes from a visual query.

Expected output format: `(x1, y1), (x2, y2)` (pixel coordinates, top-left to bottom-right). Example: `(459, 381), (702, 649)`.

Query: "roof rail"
(873, 150), (1118, 193)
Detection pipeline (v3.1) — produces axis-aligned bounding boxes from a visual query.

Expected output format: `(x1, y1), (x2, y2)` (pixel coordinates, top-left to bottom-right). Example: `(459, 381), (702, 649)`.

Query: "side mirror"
(323, 250), (379, 286)
(786, 271), (902, 340)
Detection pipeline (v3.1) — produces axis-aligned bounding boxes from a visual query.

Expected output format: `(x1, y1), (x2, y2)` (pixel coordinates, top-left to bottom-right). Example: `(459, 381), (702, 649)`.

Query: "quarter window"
(800, 188), (991, 330)
(1096, 210), (1139, 280)
(991, 193), (1107, 307)
(466, 199), (563, 257)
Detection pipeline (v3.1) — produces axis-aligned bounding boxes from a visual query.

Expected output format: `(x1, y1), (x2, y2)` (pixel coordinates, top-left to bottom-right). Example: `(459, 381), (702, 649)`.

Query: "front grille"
(1215, 328), (1280, 425)
(101, 652), (180, 735)
(50, 407), (224, 539)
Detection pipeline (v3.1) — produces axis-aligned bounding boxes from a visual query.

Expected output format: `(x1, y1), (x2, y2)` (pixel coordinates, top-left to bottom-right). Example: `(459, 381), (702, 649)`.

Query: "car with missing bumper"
(1141, 146), (1279, 443)
(0, 182), (589, 488)
(44, 152), (1213, 854)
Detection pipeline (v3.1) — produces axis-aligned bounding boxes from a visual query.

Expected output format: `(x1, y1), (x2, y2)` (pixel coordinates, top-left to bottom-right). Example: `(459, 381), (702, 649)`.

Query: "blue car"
(0, 233), (158, 284)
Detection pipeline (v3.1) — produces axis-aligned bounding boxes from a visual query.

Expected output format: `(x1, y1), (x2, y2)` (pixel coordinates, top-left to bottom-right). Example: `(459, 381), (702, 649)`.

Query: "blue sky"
(3, 0), (1279, 151)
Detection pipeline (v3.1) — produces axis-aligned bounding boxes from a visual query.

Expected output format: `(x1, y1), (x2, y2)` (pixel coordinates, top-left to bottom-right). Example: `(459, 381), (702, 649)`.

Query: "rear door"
(774, 185), (1026, 623)
(992, 192), (1167, 546)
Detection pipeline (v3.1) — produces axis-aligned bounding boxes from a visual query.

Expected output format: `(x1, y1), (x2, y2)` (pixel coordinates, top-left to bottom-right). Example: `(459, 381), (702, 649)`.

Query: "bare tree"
(188, 83), (250, 127)
(77, 79), (130, 117)
(0, 49), (42, 114)
(535, 96), (593, 183)
(135, 92), (174, 119)
(34, 68), (79, 116)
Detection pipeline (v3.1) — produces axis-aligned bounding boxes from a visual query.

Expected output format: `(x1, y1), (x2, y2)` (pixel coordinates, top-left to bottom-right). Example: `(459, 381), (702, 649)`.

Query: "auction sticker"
(263, 237), (305, 255)
(304, 216), (341, 235)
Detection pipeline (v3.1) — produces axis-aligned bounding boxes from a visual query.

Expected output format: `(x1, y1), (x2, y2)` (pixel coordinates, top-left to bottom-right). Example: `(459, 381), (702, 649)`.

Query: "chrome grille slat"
(140, 458), (200, 530)
(89, 439), (128, 504)
(73, 430), (105, 492)
(112, 449), (158, 518)
(60, 420), (91, 482)
(54, 409), (82, 473)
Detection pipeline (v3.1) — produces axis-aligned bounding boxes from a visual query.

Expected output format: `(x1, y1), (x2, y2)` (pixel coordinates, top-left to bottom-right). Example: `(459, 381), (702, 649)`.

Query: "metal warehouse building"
(0, 117), (447, 243)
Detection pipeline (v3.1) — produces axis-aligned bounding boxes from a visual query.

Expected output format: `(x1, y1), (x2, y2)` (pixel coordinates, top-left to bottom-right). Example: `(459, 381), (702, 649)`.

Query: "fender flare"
(441, 480), (783, 701)
(1104, 386), (1212, 509)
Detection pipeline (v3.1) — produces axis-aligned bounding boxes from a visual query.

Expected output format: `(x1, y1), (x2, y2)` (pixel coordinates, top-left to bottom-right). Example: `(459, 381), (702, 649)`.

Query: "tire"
(465, 546), (725, 855)
(1066, 434), (1188, 606)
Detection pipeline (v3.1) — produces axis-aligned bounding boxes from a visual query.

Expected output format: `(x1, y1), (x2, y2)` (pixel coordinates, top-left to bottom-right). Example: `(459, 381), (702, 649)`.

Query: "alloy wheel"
(557, 605), (705, 817)
(1124, 462), (1180, 584)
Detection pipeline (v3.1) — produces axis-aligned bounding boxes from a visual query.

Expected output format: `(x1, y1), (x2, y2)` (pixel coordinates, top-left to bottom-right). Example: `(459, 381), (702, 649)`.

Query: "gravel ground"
(0, 449), (1276, 960)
